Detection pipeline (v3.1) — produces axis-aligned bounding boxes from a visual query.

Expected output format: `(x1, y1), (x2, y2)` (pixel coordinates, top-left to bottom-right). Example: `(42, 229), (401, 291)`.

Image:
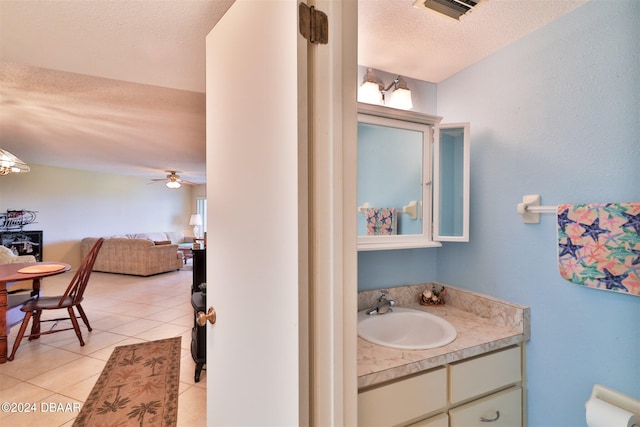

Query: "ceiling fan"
(151, 171), (195, 189)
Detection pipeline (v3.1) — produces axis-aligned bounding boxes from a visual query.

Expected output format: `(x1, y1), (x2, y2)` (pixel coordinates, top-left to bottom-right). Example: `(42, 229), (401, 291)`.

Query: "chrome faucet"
(366, 290), (395, 315)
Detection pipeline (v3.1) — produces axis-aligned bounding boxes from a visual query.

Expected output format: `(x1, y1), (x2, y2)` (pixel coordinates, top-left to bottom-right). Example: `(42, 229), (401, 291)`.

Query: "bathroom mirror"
(434, 124), (470, 241)
(357, 103), (469, 250)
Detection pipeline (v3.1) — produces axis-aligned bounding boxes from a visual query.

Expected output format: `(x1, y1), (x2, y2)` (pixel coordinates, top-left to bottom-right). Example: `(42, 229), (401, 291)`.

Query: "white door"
(204, 1), (357, 425)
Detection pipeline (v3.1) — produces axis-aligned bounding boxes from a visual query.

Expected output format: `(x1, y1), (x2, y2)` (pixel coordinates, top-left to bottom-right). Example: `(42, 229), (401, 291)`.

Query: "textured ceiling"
(359, 0), (587, 83)
(0, 0), (232, 92)
(0, 0), (587, 184)
(0, 0), (233, 184)
(1, 63), (206, 179)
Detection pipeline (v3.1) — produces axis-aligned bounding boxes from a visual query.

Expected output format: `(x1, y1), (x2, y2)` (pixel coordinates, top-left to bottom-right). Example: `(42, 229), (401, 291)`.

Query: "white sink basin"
(358, 307), (457, 350)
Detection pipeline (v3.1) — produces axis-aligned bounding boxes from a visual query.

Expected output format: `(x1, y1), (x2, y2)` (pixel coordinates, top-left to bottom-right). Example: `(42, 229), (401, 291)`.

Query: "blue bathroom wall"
(358, 248), (438, 291)
(435, 2), (640, 426)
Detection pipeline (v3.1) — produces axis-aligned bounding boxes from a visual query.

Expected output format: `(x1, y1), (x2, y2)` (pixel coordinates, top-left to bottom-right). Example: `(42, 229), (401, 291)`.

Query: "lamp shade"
(358, 81), (384, 105)
(189, 214), (203, 226)
(388, 87), (413, 110)
(166, 181), (181, 189)
(358, 68), (383, 105)
(387, 76), (413, 110)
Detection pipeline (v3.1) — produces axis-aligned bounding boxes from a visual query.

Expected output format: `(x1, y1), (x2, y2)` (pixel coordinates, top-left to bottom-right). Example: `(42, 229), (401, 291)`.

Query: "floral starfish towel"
(557, 202), (640, 296)
(366, 207), (397, 235)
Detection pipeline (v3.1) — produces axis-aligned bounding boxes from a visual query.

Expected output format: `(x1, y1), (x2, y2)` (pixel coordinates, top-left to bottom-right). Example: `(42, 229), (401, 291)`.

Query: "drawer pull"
(480, 410), (500, 422)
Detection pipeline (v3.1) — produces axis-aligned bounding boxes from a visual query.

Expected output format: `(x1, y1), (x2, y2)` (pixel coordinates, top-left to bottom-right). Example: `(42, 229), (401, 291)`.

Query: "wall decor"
(0, 210), (37, 231)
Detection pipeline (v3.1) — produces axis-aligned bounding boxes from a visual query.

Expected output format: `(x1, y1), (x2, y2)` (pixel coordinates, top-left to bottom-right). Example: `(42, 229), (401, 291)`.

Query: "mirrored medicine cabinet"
(357, 103), (470, 251)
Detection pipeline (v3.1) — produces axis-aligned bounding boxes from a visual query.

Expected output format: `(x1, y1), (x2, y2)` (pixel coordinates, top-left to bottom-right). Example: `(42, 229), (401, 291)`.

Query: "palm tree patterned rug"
(73, 337), (181, 427)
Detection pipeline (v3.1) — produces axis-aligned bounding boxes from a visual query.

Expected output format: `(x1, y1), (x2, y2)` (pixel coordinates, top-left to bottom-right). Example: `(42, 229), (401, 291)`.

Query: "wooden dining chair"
(8, 238), (105, 361)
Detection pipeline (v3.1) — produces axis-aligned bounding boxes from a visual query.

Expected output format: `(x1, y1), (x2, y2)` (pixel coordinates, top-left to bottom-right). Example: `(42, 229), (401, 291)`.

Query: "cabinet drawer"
(358, 367), (446, 427)
(449, 346), (521, 404)
(407, 413), (448, 427)
(450, 387), (522, 427)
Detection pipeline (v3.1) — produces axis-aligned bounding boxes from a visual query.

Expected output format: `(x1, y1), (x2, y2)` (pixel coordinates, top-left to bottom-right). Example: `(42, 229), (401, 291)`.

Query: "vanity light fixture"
(0, 149), (30, 175)
(387, 76), (413, 110)
(357, 68), (413, 110)
(358, 68), (384, 105)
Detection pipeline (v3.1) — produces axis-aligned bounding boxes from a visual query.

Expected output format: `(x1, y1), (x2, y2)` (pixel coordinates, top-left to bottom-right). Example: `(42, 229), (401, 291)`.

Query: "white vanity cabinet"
(449, 345), (521, 404)
(358, 367), (447, 426)
(358, 346), (524, 427)
(449, 346), (523, 426)
(449, 387), (521, 427)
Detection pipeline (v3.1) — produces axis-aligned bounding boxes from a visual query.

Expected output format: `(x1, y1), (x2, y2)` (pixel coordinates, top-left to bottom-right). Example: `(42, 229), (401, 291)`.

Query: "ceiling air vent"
(413, 0), (483, 21)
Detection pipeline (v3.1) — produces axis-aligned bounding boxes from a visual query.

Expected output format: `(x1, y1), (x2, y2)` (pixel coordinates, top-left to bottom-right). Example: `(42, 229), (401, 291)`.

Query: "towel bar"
(358, 202), (370, 214)
(402, 200), (419, 219)
(517, 194), (556, 223)
(521, 205), (557, 214)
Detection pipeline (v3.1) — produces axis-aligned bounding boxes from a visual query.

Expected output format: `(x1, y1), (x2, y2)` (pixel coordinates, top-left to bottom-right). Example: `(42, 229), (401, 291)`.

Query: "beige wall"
(0, 164), (200, 267)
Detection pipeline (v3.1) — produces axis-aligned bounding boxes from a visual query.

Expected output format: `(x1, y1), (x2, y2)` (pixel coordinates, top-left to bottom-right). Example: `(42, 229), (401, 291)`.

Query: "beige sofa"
(81, 232), (191, 276)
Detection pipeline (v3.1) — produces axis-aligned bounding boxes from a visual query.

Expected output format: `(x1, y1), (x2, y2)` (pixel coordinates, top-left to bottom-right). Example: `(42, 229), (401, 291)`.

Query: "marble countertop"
(357, 283), (530, 389)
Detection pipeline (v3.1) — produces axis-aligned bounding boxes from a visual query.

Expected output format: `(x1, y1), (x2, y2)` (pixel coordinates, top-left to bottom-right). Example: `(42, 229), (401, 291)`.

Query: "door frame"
(306, 0), (358, 424)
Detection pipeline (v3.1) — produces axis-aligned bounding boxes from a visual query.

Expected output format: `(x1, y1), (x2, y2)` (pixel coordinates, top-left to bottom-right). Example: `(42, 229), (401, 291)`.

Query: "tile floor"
(0, 264), (206, 427)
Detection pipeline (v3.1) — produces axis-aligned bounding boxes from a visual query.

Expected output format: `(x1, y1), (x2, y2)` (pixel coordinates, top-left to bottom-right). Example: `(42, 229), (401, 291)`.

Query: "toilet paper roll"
(586, 397), (639, 427)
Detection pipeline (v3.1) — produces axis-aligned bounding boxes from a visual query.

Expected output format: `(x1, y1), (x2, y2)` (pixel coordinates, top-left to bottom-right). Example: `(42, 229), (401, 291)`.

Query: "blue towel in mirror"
(366, 208), (397, 236)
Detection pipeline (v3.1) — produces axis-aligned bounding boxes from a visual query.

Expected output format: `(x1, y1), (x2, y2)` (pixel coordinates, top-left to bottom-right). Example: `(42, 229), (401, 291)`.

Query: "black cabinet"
(191, 291), (207, 382)
(192, 248), (206, 294)
(0, 230), (43, 261)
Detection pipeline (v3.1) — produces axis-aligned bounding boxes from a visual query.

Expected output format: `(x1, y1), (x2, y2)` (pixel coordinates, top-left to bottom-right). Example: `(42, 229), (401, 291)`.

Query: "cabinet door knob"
(480, 410), (500, 422)
(196, 306), (216, 326)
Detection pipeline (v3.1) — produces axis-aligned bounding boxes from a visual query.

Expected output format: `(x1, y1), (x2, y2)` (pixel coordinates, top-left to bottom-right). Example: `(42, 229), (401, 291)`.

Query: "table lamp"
(189, 214), (203, 238)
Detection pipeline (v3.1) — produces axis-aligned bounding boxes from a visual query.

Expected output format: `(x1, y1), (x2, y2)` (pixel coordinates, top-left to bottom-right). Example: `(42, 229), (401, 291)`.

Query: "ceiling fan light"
(166, 181), (181, 189)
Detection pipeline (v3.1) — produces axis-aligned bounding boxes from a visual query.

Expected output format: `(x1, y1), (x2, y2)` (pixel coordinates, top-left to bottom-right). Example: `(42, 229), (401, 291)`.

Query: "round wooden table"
(0, 262), (71, 363)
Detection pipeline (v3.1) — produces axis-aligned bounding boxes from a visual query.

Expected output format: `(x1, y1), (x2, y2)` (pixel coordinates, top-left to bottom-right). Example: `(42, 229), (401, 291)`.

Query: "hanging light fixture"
(357, 68), (413, 110)
(0, 149), (30, 175)
(165, 172), (182, 189)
